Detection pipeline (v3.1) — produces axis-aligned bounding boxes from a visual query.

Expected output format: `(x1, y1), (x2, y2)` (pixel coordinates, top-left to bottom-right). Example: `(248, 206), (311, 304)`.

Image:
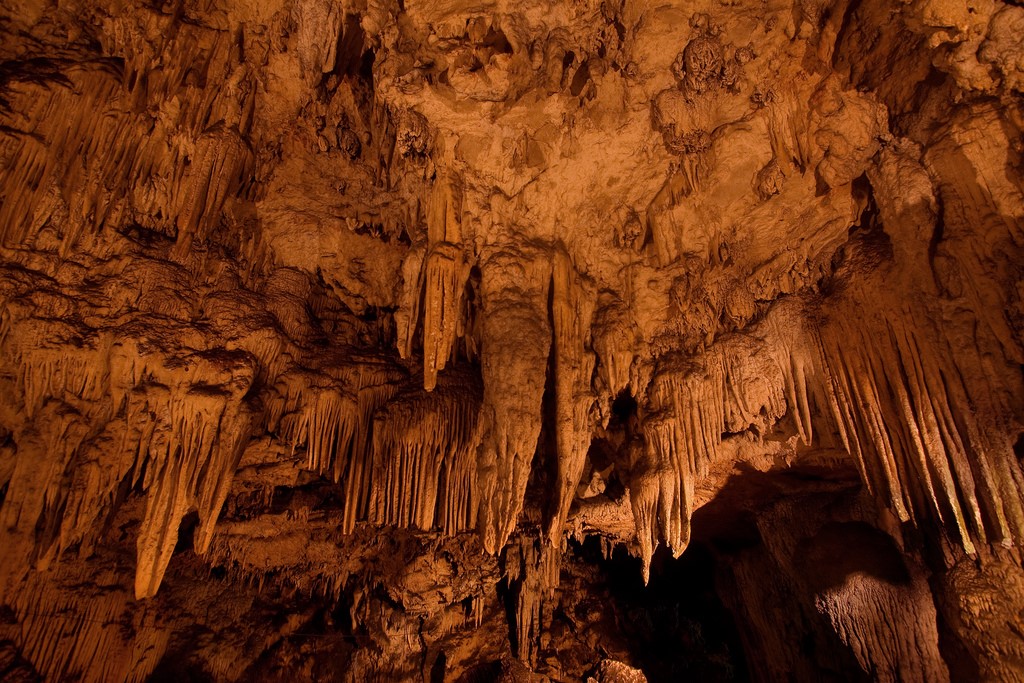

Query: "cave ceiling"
(0, 0), (1023, 681)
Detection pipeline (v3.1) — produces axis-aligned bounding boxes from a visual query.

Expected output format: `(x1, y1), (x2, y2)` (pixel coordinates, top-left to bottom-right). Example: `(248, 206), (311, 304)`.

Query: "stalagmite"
(503, 533), (561, 665)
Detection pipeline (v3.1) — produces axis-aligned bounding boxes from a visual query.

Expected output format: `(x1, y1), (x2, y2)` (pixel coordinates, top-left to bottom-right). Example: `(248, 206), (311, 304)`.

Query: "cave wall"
(0, 0), (1022, 680)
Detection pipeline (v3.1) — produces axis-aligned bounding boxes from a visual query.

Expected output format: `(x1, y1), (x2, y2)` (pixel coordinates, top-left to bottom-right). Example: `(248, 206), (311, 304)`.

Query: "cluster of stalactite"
(3, 168), (1022, 605)
(616, 104), (1024, 582)
(0, 0), (1023, 679)
(370, 370), (481, 534)
(624, 287), (1024, 580)
(0, 12), (254, 257)
(0, 303), (257, 600)
(0, 570), (168, 683)
(0, 272), (487, 603)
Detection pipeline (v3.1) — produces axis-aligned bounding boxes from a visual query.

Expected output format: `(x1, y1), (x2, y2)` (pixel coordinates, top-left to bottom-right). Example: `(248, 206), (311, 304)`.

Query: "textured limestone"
(0, 0), (1022, 680)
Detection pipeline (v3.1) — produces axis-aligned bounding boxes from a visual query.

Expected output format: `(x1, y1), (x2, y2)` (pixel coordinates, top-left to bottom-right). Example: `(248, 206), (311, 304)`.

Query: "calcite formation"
(0, 0), (1022, 680)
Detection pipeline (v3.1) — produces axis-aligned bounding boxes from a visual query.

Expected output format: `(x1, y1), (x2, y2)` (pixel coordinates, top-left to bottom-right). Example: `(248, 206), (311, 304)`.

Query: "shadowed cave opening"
(560, 536), (750, 682)
(556, 467), (917, 683)
(173, 510), (200, 555)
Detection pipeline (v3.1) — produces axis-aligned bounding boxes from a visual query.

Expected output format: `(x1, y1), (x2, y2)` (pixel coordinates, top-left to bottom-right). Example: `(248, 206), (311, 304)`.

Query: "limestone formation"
(0, 0), (1022, 680)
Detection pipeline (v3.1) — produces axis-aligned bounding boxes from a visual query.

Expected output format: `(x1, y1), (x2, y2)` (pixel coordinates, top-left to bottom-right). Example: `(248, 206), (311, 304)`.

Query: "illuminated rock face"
(0, 0), (1022, 680)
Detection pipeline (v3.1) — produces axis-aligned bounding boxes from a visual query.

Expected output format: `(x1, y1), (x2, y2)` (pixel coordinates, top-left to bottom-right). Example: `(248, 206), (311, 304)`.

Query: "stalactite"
(292, 0), (351, 80)
(626, 279), (1022, 574)
(126, 349), (256, 599)
(421, 243), (468, 391)
(757, 307), (832, 449)
(369, 372), (481, 533)
(172, 127), (253, 258)
(273, 359), (403, 534)
(629, 310), (813, 579)
(592, 297), (641, 403)
(0, 8), (252, 261)
(475, 249), (552, 554)
(546, 248), (596, 546)
(396, 174), (470, 390)
(395, 247), (427, 361)
(634, 352), (727, 578)
(0, 315), (115, 587)
(204, 294), (288, 387)
(0, 403), (94, 588)
(15, 345), (106, 420)
(0, 298), (260, 600)
(340, 364), (407, 532)
(0, 65), (125, 249)
(0, 1), (1021, 679)
(627, 457), (664, 585)
(9, 574), (169, 683)
(291, 387), (359, 477)
(767, 87), (815, 176)
(816, 298), (1024, 556)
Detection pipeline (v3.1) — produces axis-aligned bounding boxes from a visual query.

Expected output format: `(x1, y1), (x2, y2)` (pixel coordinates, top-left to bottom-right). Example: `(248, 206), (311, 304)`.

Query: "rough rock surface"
(0, 0), (1022, 680)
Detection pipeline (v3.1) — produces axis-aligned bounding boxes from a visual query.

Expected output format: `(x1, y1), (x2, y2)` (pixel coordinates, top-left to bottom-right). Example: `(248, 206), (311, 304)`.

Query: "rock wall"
(0, 0), (1022, 680)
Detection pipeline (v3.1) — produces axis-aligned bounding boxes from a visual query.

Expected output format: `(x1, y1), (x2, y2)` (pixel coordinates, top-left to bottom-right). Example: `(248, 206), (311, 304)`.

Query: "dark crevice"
(928, 194), (947, 293)
(569, 60), (591, 97)
(173, 510), (200, 555)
